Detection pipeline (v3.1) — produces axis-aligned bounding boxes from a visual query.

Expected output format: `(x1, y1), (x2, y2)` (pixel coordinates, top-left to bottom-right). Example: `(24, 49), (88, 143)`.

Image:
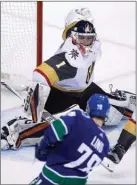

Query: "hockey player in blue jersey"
(30, 94), (110, 185)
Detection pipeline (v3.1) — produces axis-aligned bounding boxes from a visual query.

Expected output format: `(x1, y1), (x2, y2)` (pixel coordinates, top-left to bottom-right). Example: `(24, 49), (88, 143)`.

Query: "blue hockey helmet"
(86, 94), (110, 119)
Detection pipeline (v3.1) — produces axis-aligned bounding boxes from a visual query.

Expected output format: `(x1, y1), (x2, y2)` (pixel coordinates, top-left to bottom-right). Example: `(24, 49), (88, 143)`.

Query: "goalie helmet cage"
(1, 2), (43, 89)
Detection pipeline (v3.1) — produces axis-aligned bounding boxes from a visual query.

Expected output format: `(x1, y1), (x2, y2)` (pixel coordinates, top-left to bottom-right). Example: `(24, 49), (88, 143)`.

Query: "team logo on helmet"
(84, 23), (92, 33)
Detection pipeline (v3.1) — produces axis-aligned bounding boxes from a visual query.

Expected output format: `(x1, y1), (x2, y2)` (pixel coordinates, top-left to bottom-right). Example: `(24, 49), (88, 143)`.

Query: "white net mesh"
(1, 2), (37, 87)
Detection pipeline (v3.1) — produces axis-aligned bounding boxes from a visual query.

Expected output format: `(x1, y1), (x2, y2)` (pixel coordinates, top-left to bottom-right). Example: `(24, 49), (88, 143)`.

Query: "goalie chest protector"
(35, 37), (101, 92)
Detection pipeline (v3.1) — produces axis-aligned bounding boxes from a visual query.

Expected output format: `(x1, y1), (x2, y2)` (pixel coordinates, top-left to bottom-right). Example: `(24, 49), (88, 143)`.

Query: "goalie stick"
(42, 110), (56, 123)
(1, 81), (23, 100)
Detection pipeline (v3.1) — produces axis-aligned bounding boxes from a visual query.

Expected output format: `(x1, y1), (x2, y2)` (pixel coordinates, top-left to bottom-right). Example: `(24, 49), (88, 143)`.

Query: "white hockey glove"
(24, 82), (50, 123)
(105, 85), (136, 126)
(109, 84), (136, 113)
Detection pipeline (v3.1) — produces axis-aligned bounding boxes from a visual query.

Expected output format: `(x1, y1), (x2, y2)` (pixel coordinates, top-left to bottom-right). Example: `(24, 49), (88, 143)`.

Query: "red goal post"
(37, 2), (43, 67)
(1, 2), (43, 90)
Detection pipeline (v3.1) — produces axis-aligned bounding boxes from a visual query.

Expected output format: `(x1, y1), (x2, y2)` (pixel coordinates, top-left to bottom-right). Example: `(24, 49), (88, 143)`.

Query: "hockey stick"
(1, 81), (23, 100)
(42, 110), (56, 122)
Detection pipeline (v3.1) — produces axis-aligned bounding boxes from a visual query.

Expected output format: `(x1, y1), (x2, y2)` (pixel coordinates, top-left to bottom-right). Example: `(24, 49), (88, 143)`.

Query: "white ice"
(1, 2), (136, 184)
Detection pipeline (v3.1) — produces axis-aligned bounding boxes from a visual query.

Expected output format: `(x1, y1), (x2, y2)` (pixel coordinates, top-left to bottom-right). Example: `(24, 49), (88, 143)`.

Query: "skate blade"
(101, 157), (117, 172)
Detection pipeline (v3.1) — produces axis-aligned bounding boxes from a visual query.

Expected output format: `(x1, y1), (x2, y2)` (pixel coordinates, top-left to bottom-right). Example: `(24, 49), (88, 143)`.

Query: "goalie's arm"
(33, 52), (77, 87)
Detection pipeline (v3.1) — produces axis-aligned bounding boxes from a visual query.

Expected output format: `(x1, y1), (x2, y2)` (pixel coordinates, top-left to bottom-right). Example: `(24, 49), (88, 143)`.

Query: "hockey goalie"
(1, 8), (136, 172)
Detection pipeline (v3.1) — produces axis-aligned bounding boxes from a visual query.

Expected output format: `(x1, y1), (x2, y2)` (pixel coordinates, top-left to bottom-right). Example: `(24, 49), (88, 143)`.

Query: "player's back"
(45, 110), (109, 177)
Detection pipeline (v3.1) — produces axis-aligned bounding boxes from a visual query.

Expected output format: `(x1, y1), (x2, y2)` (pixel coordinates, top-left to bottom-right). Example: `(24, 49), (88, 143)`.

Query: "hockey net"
(1, 2), (43, 90)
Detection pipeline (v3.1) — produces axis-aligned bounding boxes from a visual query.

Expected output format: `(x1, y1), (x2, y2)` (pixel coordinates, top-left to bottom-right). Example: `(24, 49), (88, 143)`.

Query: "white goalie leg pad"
(1, 117), (47, 150)
(105, 105), (123, 126)
(53, 104), (80, 119)
(41, 104), (80, 121)
(24, 82), (50, 123)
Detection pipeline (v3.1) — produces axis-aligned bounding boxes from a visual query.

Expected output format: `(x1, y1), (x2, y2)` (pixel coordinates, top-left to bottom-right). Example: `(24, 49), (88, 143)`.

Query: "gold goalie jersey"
(34, 37), (101, 92)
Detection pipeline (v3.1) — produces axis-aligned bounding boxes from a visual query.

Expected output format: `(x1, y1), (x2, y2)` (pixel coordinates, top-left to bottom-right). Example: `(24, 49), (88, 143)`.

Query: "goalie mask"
(71, 20), (96, 55)
(62, 8), (96, 56)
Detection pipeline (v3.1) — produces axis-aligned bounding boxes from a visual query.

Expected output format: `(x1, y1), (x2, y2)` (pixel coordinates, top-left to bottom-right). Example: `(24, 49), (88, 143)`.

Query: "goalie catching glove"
(104, 86), (136, 126)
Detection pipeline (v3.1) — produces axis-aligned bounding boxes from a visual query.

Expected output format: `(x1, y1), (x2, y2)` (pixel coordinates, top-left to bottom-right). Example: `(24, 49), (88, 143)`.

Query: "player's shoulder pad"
(44, 52), (77, 80)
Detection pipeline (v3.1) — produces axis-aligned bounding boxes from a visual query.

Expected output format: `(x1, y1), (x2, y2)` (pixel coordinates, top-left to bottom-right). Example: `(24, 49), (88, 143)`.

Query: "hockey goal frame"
(37, 1), (43, 66)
